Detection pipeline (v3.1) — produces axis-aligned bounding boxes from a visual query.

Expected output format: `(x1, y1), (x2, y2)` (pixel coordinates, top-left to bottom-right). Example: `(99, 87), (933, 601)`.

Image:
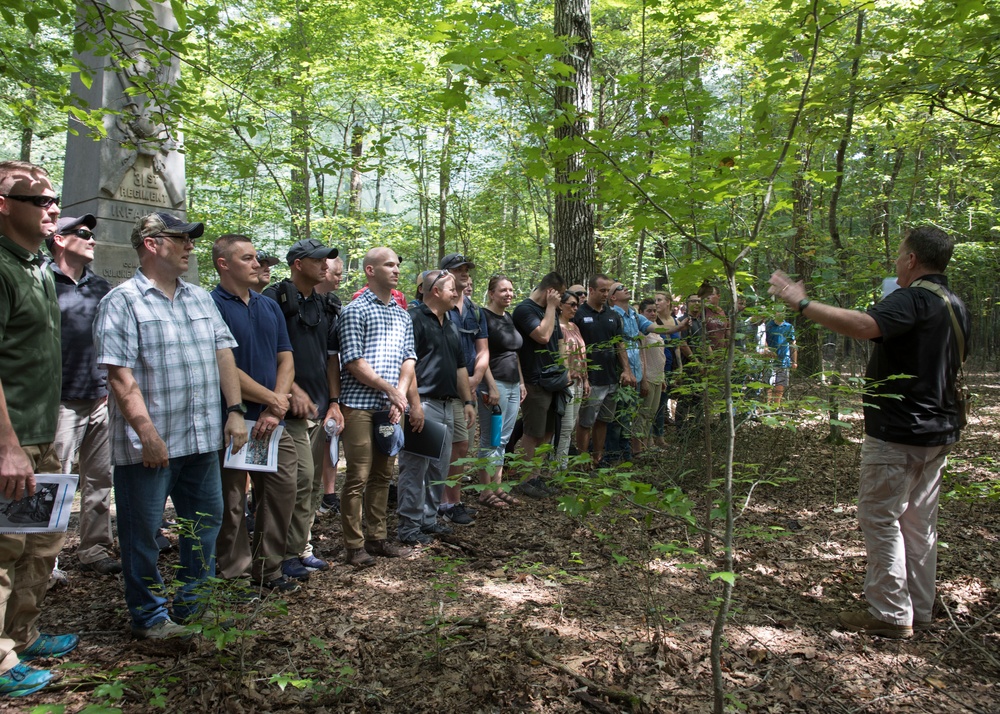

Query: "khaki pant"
(858, 436), (951, 626)
(216, 429), (297, 582)
(53, 399), (115, 564)
(282, 419), (324, 560)
(339, 407), (394, 550)
(0, 444), (64, 673)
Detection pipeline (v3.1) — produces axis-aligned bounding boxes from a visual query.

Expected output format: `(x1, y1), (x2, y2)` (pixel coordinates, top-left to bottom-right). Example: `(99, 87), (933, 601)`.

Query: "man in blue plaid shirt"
(337, 247), (416, 567)
(95, 212), (247, 641)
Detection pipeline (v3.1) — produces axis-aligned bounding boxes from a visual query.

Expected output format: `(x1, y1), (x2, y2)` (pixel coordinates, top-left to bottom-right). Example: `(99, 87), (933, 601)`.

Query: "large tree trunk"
(552, 0), (595, 285)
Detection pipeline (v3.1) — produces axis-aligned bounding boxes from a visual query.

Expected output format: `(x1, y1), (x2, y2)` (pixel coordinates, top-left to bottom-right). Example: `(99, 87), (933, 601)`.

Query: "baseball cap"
(440, 253), (475, 270)
(131, 212), (204, 250)
(47, 214), (97, 251)
(287, 239), (338, 265)
(256, 250), (280, 267)
(372, 411), (405, 456)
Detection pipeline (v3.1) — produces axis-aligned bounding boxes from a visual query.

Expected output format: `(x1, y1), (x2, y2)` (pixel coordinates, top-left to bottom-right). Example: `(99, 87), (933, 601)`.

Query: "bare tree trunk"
(289, 109), (311, 240)
(349, 124), (364, 215)
(553, 0), (595, 285)
(825, 9), (865, 445)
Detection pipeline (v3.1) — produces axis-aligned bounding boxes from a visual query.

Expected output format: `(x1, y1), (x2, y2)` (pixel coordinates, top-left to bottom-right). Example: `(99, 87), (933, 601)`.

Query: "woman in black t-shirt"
(476, 275), (525, 508)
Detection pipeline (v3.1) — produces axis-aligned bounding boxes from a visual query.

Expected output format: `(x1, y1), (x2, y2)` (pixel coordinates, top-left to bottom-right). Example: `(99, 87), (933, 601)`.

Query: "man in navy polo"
(211, 234), (300, 592)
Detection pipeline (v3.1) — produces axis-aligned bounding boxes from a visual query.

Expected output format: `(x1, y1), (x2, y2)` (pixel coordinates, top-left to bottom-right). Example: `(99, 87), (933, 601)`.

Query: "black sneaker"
(400, 532), (433, 546)
(421, 522), (453, 536)
(79, 557), (122, 575)
(281, 558), (311, 581)
(441, 503), (474, 526)
(534, 477), (559, 495)
(264, 575), (302, 593)
(512, 479), (547, 500)
(318, 493), (340, 515)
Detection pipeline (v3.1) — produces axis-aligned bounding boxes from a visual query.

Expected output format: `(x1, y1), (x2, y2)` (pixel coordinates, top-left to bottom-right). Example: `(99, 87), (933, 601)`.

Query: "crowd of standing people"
(0, 157), (970, 696)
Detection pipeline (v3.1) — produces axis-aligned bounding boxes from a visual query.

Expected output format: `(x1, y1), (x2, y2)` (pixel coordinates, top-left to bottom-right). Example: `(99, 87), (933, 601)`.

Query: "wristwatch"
(329, 396), (339, 404)
(798, 299), (811, 313)
(226, 403), (247, 415)
(464, 400), (476, 406)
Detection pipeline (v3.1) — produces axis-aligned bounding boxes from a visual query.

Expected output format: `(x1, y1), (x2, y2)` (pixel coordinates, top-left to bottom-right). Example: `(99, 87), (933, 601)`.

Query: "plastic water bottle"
(490, 404), (503, 448)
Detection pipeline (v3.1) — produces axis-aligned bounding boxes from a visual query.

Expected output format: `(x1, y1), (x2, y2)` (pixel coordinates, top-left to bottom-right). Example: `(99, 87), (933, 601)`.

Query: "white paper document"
(0, 474), (78, 534)
(224, 421), (283, 472)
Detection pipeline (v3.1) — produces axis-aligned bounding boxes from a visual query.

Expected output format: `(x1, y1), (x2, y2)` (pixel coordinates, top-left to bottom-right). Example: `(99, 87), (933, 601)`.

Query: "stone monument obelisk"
(61, 0), (196, 285)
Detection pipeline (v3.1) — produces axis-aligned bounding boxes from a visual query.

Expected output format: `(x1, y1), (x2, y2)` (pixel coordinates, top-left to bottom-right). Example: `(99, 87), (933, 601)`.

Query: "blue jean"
(477, 380), (520, 471)
(114, 451), (223, 629)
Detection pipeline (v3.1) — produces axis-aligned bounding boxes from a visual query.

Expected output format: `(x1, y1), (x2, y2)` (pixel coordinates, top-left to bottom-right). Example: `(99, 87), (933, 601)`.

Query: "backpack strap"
(909, 279), (966, 363)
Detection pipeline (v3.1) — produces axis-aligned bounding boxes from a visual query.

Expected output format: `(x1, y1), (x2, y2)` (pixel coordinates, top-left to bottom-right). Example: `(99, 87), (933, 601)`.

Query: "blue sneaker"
(0, 663), (53, 697)
(281, 558), (311, 581)
(299, 555), (330, 572)
(20, 633), (79, 661)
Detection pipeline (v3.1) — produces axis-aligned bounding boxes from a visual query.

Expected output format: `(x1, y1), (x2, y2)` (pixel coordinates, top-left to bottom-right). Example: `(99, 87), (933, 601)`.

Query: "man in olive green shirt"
(0, 160), (78, 697)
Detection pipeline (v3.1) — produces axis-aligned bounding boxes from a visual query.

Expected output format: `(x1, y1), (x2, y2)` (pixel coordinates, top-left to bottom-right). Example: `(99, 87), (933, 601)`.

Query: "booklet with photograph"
(0, 474), (78, 534)
(224, 421), (284, 472)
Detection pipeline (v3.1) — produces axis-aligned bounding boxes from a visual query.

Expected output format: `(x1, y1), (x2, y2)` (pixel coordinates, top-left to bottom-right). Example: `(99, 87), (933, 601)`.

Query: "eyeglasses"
(67, 228), (95, 240)
(151, 233), (196, 246)
(612, 285), (626, 294)
(2, 194), (60, 208)
(427, 269), (450, 292)
(564, 301), (579, 308)
(572, 291), (585, 298)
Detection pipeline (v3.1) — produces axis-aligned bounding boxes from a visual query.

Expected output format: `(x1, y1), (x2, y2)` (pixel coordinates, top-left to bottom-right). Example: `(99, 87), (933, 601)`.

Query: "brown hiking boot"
(345, 547), (376, 568)
(838, 610), (912, 639)
(364, 539), (413, 559)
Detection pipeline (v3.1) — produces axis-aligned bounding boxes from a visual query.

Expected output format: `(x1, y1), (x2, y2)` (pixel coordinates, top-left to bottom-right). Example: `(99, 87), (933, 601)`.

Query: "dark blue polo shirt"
(49, 263), (111, 401)
(447, 295), (487, 376)
(212, 285), (294, 422)
(409, 302), (464, 399)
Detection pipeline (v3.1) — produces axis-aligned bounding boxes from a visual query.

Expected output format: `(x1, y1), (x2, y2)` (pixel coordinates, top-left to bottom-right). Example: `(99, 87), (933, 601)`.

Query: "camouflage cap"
(131, 212), (204, 250)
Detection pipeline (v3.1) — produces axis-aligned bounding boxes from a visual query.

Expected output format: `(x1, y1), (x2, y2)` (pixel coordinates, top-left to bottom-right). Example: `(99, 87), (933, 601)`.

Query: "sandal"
(495, 489), (521, 506)
(479, 491), (508, 509)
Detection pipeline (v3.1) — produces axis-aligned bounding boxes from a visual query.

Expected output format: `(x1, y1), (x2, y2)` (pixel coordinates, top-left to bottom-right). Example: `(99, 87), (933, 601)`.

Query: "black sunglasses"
(2, 194), (60, 208)
(427, 269), (451, 292)
(66, 228), (95, 240)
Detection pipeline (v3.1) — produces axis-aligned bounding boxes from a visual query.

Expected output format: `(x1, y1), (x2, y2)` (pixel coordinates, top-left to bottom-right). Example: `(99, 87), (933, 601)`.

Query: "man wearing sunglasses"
(94, 212), (248, 641)
(46, 215), (120, 580)
(0, 160), (77, 695)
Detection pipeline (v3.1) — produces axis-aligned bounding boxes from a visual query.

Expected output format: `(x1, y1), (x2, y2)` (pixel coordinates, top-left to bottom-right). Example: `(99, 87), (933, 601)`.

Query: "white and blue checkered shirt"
(94, 270), (238, 465)
(338, 290), (415, 410)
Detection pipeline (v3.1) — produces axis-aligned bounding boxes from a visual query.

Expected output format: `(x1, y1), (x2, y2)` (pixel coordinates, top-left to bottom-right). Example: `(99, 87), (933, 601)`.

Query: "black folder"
(402, 412), (448, 460)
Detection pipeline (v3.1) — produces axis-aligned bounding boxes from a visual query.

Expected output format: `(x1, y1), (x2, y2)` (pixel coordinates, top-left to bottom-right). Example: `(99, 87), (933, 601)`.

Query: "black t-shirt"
(864, 274), (970, 446)
(512, 297), (562, 386)
(483, 308), (523, 384)
(263, 279), (338, 417)
(573, 302), (624, 386)
(408, 303), (464, 399)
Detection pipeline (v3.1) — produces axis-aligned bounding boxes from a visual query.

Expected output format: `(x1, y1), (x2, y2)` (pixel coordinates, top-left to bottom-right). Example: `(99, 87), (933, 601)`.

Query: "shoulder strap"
(909, 279), (966, 363)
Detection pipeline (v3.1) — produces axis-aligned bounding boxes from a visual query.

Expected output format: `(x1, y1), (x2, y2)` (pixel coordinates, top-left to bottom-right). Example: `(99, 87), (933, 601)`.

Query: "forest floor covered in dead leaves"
(17, 375), (1000, 713)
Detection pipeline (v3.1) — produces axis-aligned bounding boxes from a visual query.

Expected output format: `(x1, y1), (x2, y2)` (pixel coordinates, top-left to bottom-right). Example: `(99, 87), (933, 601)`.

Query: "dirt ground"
(16, 375), (1000, 713)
